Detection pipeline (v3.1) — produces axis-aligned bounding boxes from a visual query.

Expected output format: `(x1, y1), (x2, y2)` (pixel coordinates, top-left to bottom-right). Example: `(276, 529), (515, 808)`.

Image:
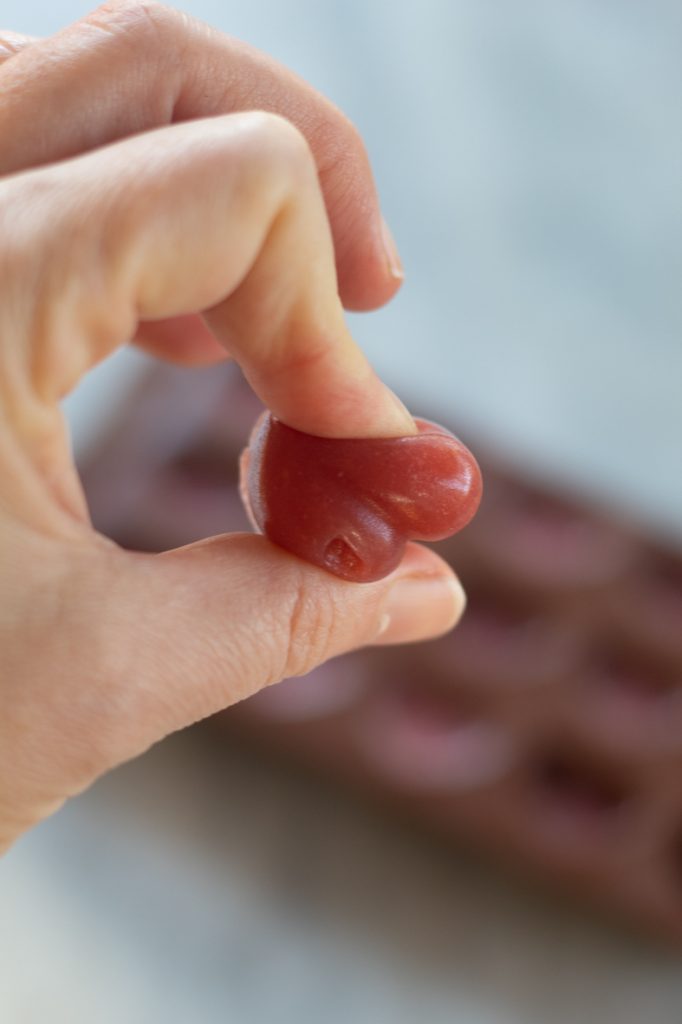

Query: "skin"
(0, 2), (465, 852)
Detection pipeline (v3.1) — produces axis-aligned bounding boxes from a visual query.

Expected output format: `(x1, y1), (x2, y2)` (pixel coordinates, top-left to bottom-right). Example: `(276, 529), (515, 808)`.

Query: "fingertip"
(336, 221), (404, 313)
(379, 214), (404, 283)
(331, 204), (403, 312)
(373, 543), (466, 647)
(340, 274), (403, 313)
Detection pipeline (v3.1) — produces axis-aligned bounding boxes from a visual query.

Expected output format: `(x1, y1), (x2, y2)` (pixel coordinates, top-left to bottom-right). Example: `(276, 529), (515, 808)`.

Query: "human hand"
(0, 2), (464, 851)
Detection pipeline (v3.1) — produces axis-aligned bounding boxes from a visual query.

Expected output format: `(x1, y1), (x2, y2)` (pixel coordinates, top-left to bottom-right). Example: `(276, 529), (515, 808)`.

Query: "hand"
(0, 2), (464, 851)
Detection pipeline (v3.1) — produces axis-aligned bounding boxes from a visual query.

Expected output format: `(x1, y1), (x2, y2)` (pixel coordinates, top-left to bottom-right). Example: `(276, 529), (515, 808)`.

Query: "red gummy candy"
(242, 413), (482, 582)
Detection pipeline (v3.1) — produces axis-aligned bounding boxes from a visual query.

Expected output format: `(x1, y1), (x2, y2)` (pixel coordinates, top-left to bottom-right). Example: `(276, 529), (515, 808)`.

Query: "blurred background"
(1, 2), (681, 1022)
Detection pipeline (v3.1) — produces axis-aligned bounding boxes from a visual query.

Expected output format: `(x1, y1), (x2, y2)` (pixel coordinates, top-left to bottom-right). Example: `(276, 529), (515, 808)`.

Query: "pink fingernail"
(375, 573), (466, 646)
(380, 215), (404, 281)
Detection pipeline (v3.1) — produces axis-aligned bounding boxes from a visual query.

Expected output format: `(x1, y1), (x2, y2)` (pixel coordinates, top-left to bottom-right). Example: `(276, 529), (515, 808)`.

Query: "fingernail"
(380, 215), (404, 281)
(375, 573), (466, 646)
(378, 384), (416, 436)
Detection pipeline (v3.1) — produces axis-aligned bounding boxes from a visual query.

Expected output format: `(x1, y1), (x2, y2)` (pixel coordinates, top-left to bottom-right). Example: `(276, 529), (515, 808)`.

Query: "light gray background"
(1, 2), (681, 1022)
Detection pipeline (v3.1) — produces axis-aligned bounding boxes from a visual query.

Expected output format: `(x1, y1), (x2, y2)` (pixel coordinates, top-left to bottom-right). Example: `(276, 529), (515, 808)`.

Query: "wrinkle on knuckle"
(82, 2), (180, 79)
(84, 2), (197, 62)
(85, 0), (168, 37)
(0, 31), (31, 60)
(279, 577), (338, 681)
(74, 3), (186, 123)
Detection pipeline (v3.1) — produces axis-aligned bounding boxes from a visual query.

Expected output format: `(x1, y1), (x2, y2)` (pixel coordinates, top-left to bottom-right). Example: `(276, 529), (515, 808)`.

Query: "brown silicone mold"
(80, 360), (682, 944)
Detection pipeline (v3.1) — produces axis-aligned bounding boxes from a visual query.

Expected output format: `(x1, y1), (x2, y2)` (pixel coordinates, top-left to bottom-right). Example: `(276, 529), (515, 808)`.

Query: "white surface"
(3, 732), (682, 1024)
(1, 3), (681, 1022)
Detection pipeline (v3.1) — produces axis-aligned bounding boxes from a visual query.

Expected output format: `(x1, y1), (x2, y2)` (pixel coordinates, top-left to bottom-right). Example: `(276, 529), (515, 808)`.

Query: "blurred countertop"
(3, 732), (682, 1024)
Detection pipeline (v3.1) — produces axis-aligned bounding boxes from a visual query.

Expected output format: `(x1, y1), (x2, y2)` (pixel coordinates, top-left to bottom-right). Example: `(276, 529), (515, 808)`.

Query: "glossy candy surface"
(242, 413), (482, 582)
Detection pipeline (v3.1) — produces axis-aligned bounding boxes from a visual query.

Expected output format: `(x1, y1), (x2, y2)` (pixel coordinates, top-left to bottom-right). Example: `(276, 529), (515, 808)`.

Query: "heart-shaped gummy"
(241, 414), (482, 582)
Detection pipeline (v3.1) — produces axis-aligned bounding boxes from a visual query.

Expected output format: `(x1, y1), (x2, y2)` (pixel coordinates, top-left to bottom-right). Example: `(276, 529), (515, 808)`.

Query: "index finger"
(0, 113), (414, 461)
(0, 1), (402, 312)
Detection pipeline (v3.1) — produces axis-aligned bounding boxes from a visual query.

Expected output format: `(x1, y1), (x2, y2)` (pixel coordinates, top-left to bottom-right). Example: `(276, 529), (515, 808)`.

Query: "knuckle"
(278, 577), (340, 681)
(240, 111), (314, 178)
(0, 30), (31, 60)
(223, 111), (316, 216)
(315, 103), (368, 175)
(84, 1), (182, 52)
(83, 3), (217, 107)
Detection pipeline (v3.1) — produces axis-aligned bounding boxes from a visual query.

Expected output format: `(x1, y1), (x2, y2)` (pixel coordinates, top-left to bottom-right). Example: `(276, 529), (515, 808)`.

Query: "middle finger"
(0, 2), (400, 312)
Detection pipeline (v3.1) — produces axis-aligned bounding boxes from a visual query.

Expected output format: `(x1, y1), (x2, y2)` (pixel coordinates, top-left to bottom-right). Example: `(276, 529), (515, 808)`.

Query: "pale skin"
(0, 2), (465, 852)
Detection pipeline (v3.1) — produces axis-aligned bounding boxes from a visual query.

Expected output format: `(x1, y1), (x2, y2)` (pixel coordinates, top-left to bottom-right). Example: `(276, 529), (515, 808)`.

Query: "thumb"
(1, 532), (462, 845)
(94, 534), (463, 746)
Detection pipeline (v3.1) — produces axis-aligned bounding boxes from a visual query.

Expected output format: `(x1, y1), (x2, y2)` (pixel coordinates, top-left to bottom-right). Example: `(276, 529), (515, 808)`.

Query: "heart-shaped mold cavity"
(625, 554), (682, 661)
(356, 686), (513, 791)
(577, 645), (682, 754)
(476, 487), (633, 591)
(528, 749), (631, 845)
(242, 655), (367, 724)
(425, 589), (578, 688)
